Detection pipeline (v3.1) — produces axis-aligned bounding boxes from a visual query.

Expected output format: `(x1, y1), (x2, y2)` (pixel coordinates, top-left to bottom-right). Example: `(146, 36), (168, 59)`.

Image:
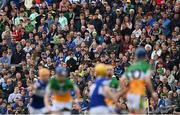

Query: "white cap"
(145, 44), (152, 50)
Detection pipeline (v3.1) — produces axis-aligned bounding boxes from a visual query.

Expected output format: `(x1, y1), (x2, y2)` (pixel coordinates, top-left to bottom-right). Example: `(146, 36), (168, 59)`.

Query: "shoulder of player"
(131, 61), (150, 70)
(49, 77), (59, 85)
(65, 78), (74, 85)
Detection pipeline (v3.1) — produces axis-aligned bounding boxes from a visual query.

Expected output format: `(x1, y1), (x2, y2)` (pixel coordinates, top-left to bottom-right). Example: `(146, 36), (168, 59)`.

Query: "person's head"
(55, 66), (68, 81)
(16, 45), (22, 52)
(59, 12), (64, 17)
(145, 44), (152, 52)
(16, 73), (21, 80)
(95, 63), (107, 77)
(7, 104), (12, 112)
(149, 97), (156, 106)
(14, 87), (20, 93)
(18, 99), (24, 107)
(46, 57), (52, 64)
(2, 51), (7, 57)
(135, 47), (147, 60)
(7, 78), (12, 85)
(124, 16), (129, 22)
(105, 5), (111, 12)
(162, 77), (168, 84)
(106, 65), (114, 78)
(24, 70), (30, 79)
(17, 81), (22, 88)
(168, 91), (173, 98)
(165, 69), (171, 76)
(111, 37), (116, 44)
(172, 48), (177, 54)
(173, 92), (178, 98)
(116, 8), (122, 15)
(39, 68), (50, 82)
(162, 86), (169, 93)
(93, 13), (98, 20)
(124, 35), (130, 42)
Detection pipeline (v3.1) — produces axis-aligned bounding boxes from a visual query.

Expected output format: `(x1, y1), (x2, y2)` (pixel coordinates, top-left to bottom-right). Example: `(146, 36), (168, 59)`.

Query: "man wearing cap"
(44, 66), (80, 114)
(120, 47), (156, 114)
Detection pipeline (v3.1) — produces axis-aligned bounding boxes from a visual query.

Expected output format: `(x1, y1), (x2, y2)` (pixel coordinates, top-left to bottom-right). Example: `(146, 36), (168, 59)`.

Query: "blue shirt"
(30, 80), (47, 108)
(97, 36), (105, 44)
(114, 65), (125, 77)
(45, 0), (53, 5)
(66, 40), (76, 50)
(0, 56), (10, 64)
(147, 18), (156, 28)
(89, 77), (109, 108)
(162, 18), (171, 36)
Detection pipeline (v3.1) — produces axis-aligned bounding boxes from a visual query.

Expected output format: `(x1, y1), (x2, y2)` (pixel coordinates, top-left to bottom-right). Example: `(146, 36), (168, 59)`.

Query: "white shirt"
(8, 93), (21, 103)
(168, 74), (175, 84)
(23, 46), (32, 53)
(65, 56), (77, 63)
(151, 49), (162, 59)
(24, 0), (33, 9)
(58, 16), (68, 30)
(0, 77), (4, 84)
(132, 29), (142, 38)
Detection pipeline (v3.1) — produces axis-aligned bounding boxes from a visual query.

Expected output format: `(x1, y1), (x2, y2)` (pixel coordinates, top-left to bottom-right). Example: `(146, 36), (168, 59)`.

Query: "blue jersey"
(30, 80), (47, 108)
(89, 77), (109, 108)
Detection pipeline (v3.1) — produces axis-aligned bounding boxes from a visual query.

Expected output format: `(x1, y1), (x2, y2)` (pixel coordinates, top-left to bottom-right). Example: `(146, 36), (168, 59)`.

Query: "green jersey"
(49, 78), (74, 92)
(123, 60), (151, 95)
(125, 60), (151, 80)
(109, 77), (119, 89)
(48, 78), (75, 103)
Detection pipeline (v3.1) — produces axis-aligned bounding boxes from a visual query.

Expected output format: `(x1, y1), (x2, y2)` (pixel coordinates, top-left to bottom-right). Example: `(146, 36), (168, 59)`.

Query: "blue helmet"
(55, 66), (67, 76)
(135, 47), (147, 58)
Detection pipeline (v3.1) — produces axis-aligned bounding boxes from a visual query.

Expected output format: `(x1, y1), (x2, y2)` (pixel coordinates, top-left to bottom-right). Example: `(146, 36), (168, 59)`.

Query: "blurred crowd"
(0, 0), (179, 114)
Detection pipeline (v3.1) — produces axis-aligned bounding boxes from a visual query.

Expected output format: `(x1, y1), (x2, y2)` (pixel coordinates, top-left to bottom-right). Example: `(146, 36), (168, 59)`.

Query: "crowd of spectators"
(0, 0), (179, 114)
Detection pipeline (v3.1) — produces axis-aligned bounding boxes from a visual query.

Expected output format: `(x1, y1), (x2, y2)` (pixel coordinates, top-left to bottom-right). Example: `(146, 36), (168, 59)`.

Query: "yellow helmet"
(39, 68), (50, 78)
(95, 63), (107, 76)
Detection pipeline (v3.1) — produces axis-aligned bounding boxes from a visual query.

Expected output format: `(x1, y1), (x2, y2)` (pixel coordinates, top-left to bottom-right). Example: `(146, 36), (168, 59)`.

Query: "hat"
(135, 47), (146, 58)
(55, 66), (67, 76)
(145, 44), (152, 50)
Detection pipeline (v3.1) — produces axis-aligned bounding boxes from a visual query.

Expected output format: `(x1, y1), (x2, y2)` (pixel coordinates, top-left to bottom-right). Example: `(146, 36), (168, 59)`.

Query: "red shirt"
(12, 30), (22, 41)
(156, 0), (162, 5)
(35, 0), (41, 4)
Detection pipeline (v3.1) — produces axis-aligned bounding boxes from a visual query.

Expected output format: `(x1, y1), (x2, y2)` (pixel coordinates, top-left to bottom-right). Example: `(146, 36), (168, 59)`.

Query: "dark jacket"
(11, 50), (26, 64)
